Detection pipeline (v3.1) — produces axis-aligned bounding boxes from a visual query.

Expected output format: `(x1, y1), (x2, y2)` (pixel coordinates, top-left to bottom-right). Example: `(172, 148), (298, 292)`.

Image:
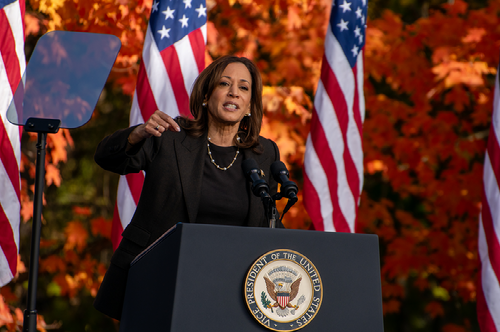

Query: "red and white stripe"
(303, 21), (365, 233)
(0, 0), (25, 286)
(277, 295), (289, 308)
(111, 21), (207, 250)
(477, 68), (500, 332)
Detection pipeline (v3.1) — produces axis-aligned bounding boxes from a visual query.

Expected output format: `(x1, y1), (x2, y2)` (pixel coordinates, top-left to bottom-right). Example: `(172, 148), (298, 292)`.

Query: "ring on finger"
(155, 125), (160, 131)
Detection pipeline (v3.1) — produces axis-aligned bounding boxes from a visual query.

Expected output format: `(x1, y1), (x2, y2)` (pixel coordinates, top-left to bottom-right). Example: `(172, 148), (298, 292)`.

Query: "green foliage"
(261, 291), (273, 312)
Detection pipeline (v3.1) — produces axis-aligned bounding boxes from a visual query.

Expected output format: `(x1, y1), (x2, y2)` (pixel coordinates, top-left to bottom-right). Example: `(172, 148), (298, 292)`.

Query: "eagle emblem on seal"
(264, 275), (302, 309)
(261, 266), (306, 317)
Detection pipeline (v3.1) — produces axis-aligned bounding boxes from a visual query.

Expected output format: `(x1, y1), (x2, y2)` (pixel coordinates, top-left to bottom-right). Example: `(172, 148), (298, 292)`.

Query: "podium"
(120, 223), (384, 332)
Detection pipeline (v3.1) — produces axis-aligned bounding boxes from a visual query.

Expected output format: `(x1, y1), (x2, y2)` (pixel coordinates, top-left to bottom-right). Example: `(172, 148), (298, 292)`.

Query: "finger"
(144, 112), (165, 136)
(145, 121), (162, 137)
(165, 115), (181, 132)
(156, 124), (168, 134)
(156, 112), (181, 132)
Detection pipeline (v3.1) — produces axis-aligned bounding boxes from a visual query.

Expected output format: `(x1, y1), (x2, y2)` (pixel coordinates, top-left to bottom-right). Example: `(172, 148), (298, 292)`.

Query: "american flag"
(477, 67), (500, 332)
(111, 0), (207, 249)
(0, 0), (25, 286)
(303, 0), (366, 232)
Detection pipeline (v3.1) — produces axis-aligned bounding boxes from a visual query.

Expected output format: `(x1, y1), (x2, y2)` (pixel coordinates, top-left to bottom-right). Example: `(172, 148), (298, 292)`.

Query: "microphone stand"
(269, 205), (278, 229)
(269, 161), (298, 226)
(271, 192), (297, 228)
(242, 159), (282, 228)
(258, 192), (278, 228)
(267, 195), (278, 229)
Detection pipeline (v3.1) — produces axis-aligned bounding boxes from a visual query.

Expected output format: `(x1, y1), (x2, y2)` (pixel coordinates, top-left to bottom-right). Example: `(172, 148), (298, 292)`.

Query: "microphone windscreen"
(242, 158), (259, 174)
(270, 161), (287, 181)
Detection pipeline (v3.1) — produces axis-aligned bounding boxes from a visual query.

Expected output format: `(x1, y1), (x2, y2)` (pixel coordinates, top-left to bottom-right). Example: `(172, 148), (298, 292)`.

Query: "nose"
(228, 85), (239, 97)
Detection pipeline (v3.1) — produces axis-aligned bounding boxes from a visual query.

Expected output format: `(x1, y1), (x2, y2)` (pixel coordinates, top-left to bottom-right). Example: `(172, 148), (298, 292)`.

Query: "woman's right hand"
(127, 111), (181, 145)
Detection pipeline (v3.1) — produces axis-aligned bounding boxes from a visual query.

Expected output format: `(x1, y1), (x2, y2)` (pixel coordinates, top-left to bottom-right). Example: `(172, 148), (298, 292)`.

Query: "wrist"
(127, 125), (146, 145)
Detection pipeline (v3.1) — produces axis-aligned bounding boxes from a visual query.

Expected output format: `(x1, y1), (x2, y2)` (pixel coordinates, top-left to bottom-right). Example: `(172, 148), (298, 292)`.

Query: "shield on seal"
(277, 292), (290, 308)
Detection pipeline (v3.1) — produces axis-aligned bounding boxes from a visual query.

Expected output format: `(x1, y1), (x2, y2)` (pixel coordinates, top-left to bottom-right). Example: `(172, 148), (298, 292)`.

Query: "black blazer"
(93, 125), (282, 319)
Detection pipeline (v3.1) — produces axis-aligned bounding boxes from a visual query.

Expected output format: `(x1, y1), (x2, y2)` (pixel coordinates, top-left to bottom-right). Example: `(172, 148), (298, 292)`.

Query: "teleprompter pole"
(23, 119), (60, 332)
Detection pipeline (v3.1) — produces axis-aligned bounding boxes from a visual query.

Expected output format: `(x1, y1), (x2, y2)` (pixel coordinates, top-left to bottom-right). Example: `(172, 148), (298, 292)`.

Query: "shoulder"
(258, 135), (278, 149)
(258, 135), (274, 145)
(257, 135), (279, 159)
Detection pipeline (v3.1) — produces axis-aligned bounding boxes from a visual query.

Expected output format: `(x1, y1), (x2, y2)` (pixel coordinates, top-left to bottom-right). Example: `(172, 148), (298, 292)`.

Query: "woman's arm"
(94, 111), (181, 175)
(94, 125), (147, 175)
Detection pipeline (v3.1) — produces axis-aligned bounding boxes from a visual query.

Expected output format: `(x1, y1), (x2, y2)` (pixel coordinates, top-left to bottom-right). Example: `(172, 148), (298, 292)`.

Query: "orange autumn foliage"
(64, 221), (89, 252)
(361, 0), (500, 327)
(90, 217), (113, 239)
(33, 214), (111, 301)
(0, 290), (49, 331)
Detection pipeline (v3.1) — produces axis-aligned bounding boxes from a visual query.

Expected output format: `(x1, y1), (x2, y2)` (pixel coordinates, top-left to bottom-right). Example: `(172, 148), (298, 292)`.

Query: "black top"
(197, 142), (249, 226)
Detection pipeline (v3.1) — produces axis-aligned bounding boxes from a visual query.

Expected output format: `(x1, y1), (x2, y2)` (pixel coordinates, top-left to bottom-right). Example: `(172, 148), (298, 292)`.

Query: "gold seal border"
(244, 249), (324, 332)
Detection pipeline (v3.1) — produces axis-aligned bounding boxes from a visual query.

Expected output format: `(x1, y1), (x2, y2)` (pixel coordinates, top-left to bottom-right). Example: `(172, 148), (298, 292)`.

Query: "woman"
(93, 55), (284, 320)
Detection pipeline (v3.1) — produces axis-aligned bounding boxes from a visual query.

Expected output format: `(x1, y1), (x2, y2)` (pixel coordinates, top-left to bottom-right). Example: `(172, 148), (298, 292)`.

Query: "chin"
(219, 114), (244, 124)
(221, 119), (242, 126)
(209, 112), (245, 126)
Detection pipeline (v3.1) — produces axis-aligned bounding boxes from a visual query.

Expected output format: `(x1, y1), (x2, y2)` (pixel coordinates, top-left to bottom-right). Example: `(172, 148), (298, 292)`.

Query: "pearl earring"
(245, 113), (251, 117)
(202, 102), (207, 107)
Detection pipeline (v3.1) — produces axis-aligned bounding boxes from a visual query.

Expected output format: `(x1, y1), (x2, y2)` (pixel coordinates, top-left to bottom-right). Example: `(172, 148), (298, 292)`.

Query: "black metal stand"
(270, 193), (298, 228)
(269, 204), (278, 228)
(22, 118), (60, 332)
(260, 194), (278, 228)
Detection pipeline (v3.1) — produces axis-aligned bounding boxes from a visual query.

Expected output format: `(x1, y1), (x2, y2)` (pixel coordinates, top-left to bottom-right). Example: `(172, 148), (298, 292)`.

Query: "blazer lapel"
(175, 133), (207, 223)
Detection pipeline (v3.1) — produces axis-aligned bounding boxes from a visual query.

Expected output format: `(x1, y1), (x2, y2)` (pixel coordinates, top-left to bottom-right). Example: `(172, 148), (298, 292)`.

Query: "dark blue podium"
(119, 223), (384, 331)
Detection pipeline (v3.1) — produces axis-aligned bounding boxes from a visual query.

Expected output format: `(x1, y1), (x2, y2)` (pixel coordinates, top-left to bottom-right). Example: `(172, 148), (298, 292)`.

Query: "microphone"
(270, 161), (298, 199)
(242, 159), (270, 198)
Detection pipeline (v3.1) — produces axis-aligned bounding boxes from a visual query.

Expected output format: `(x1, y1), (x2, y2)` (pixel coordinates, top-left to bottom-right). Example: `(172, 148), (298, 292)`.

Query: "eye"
(219, 81), (230, 87)
(240, 86), (249, 91)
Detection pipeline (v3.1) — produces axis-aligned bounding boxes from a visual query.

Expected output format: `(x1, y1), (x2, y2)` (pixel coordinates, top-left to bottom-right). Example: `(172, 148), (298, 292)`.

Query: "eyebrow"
(221, 75), (250, 84)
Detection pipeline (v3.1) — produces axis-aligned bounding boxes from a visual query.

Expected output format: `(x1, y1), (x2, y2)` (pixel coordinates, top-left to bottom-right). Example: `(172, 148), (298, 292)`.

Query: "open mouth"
(223, 103), (238, 110)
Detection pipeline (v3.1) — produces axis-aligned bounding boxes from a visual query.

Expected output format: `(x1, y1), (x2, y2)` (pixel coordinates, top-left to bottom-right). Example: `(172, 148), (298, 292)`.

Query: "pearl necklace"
(207, 137), (240, 171)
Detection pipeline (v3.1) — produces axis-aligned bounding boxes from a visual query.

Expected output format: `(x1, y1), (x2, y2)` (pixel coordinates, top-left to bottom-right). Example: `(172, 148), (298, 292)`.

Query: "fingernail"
(176, 126), (181, 132)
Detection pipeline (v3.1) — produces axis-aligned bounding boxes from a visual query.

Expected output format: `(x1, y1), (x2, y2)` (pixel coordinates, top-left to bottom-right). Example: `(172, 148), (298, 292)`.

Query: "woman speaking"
(93, 55), (284, 319)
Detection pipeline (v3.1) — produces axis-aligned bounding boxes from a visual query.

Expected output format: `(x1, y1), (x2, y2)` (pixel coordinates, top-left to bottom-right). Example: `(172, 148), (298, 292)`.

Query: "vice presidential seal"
(244, 249), (323, 331)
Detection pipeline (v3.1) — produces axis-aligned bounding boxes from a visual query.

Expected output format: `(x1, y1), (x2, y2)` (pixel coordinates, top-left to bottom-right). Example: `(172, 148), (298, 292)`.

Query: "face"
(205, 62), (252, 127)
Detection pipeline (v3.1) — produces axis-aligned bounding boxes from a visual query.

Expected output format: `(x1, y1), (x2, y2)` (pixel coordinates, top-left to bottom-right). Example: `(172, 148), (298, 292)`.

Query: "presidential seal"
(244, 249), (323, 331)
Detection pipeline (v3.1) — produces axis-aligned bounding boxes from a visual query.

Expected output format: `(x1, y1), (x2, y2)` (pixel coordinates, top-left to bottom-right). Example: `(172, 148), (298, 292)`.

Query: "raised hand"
(127, 110), (181, 145)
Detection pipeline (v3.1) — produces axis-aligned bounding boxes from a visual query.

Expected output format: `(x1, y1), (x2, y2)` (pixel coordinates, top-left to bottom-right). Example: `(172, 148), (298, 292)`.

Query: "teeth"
(225, 104), (237, 109)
